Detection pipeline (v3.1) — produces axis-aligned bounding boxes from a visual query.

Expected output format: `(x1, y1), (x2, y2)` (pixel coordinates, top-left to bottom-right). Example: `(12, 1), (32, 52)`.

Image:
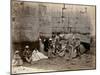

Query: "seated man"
(12, 50), (23, 66)
(23, 45), (32, 63)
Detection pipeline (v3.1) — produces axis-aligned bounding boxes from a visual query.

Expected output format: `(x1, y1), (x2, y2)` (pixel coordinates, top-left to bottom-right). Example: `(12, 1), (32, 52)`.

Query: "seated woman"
(12, 50), (23, 66)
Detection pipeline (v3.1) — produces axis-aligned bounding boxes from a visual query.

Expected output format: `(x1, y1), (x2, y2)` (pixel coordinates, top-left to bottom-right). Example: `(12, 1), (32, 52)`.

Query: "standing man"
(75, 37), (81, 58)
(48, 38), (53, 58)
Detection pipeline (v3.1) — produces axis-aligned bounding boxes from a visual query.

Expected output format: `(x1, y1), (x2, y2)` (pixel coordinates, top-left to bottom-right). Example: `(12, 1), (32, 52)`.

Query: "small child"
(12, 50), (23, 66)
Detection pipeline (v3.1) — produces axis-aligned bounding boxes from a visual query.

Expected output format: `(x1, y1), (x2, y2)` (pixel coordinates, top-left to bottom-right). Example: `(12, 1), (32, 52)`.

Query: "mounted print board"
(11, 0), (96, 74)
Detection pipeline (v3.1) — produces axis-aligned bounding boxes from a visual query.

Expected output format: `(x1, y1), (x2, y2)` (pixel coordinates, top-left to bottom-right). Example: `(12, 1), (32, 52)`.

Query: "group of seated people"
(12, 45), (48, 66)
(45, 33), (81, 59)
(37, 33), (81, 63)
(12, 33), (81, 66)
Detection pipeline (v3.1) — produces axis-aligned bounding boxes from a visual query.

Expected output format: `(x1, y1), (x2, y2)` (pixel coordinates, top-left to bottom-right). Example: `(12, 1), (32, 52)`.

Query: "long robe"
(31, 50), (48, 62)
(31, 50), (40, 62)
(36, 51), (48, 59)
(12, 54), (23, 66)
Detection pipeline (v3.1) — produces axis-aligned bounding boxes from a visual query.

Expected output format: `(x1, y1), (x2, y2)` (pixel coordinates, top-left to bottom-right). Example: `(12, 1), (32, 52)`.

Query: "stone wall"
(11, 1), (95, 42)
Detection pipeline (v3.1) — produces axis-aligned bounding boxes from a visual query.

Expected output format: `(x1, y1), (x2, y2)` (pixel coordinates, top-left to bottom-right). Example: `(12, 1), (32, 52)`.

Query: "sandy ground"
(12, 53), (96, 74)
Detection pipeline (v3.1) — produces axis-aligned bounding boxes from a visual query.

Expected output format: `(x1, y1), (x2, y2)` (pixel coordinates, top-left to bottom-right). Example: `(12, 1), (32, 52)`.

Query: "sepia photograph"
(11, 0), (96, 74)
